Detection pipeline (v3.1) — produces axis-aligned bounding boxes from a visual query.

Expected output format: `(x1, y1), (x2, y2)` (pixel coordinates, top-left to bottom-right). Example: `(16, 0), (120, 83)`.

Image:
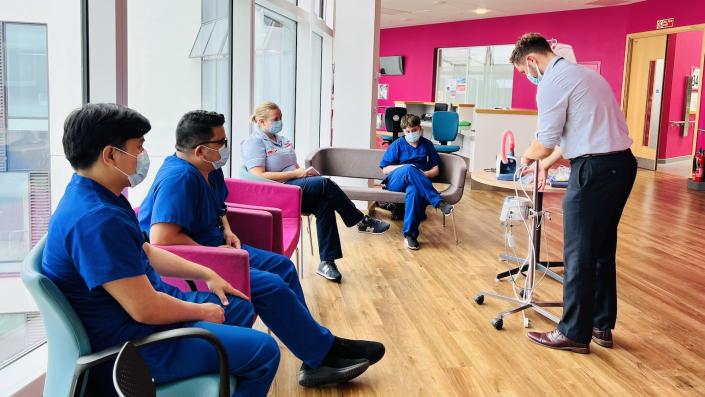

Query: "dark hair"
(509, 33), (554, 65)
(175, 110), (226, 151)
(400, 114), (421, 129)
(62, 103), (151, 170)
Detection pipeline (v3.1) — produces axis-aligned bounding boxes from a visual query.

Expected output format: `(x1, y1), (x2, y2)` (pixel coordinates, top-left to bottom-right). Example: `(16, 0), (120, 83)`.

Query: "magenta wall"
(658, 31), (703, 159)
(379, 0), (705, 112)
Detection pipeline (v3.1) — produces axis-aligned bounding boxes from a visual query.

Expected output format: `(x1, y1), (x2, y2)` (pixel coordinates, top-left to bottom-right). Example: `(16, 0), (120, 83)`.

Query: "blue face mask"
(269, 120), (283, 134)
(525, 60), (543, 85)
(111, 147), (150, 187)
(405, 130), (422, 144)
(202, 144), (230, 170)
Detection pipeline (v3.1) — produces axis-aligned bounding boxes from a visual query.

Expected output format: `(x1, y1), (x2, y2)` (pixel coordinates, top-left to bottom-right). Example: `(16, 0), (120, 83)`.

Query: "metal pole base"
(496, 254), (564, 284)
(474, 290), (562, 330)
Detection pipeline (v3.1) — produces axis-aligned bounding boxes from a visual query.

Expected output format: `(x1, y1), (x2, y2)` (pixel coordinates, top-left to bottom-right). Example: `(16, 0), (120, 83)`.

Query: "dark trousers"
(557, 150), (637, 344)
(385, 165), (443, 238)
(285, 176), (365, 261)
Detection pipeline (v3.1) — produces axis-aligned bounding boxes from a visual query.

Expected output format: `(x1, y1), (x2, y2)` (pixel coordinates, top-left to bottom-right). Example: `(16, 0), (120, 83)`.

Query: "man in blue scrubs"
(138, 110), (385, 387)
(380, 114), (453, 250)
(43, 103), (279, 396)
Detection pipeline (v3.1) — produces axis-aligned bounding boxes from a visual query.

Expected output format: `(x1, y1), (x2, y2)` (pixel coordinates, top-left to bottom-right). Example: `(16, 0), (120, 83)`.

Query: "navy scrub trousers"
(384, 165), (443, 239)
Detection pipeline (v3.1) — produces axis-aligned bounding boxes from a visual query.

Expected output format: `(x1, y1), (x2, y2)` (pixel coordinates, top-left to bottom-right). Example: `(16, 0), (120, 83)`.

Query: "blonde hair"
(250, 101), (280, 124)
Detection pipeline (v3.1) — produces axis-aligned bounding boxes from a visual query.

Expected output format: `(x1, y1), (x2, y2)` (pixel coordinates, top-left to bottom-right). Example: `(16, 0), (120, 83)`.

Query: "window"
(0, 20), (49, 370)
(310, 33), (323, 149)
(254, 5), (297, 140)
(196, 0), (232, 142)
(435, 45), (515, 108)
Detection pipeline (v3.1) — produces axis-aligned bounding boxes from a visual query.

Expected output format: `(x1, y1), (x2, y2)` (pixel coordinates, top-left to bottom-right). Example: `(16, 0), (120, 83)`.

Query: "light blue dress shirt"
(535, 57), (633, 159)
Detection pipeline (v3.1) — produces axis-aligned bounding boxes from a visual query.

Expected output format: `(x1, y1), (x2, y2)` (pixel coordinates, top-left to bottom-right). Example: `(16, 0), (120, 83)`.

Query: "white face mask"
(202, 144), (230, 170)
(111, 146), (150, 187)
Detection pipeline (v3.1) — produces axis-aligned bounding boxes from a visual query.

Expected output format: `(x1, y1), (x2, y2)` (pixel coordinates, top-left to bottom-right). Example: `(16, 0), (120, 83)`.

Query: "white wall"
(331, 0), (380, 150)
(126, 0), (202, 206)
(1, 0), (84, 211)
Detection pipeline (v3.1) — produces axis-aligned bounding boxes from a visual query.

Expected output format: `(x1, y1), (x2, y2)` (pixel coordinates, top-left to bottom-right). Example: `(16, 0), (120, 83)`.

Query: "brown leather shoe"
(527, 329), (590, 354)
(592, 328), (613, 348)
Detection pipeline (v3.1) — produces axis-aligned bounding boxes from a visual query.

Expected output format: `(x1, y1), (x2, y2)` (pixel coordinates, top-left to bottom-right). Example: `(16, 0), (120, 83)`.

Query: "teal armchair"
(21, 236), (234, 396)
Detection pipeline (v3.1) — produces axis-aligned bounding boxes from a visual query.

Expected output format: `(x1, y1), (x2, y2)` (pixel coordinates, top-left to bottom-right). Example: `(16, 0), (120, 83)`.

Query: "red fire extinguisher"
(694, 149), (705, 182)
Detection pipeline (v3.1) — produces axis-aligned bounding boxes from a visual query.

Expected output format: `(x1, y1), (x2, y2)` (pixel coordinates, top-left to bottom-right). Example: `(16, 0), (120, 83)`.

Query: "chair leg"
(451, 212), (459, 245)
(442, 212), (446, 227)
(307, 215), (314, 256)
(295, 246), (301, 279)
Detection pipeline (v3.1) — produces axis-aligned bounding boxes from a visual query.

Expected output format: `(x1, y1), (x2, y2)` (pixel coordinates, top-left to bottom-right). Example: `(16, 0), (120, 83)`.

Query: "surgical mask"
(202, 144), (230, 170)
(112, 146), (150, 187)
(525, 60), (543, 85)
(269, 120), (283, 134)
(405, 130), (422, 143)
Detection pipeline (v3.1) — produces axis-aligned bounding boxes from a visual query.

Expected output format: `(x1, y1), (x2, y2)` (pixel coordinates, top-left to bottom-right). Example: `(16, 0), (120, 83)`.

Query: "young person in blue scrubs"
(380, 114), (454, 250)
(241, 102), (390, 282)
(138, 110), (385, 387)
(42, 103), (279, 397)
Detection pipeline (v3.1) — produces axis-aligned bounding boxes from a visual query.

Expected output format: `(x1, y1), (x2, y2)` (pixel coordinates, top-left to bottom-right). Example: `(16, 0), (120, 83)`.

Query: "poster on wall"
(455, 78), (467, 94)
(378, 84), (389, 100)
(690, 67), (700, 113)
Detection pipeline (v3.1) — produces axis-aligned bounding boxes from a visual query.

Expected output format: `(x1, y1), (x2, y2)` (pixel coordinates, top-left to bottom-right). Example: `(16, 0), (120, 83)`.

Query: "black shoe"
(437, 200), (454, 216)
(317, 261), (342, 283)
(405, 236), (420, 250)
(298, 357), (370, 387)
(329, 337), (386, 365)
(357, 215), (390, 234)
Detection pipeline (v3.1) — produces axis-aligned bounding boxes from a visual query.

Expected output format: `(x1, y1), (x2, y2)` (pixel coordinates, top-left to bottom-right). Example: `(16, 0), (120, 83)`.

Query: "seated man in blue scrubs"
(138, 110), (385, 387)
(380, 114), (453, 250)
(43, 103), (279, 397)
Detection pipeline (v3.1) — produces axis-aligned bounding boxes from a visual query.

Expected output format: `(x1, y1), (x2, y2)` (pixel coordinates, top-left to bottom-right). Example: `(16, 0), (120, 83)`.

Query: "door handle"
(669, 120), (692, 126)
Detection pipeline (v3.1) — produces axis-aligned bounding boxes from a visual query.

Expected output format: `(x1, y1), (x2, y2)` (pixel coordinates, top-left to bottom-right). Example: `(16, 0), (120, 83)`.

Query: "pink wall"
(658, 31), (703, 159)
(379, 0), (705, 112)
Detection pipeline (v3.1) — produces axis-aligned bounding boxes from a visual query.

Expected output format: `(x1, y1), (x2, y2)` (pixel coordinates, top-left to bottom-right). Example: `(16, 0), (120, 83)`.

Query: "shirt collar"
(544, 56), (563, 76)
(71, 173), (129, 208)
(255, 128), (283, 146)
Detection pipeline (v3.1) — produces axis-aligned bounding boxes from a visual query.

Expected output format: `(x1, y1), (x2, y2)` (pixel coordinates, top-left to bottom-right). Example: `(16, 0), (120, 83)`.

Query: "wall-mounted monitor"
(380, 56), (404, 75)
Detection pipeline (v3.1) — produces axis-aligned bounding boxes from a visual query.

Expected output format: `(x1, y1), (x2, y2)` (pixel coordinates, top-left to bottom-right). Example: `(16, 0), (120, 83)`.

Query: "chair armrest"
(226, 206), (274, 252)
(227, 203), (283, 254)
(74, 328), (230, 397)
(224, 178), (302, 219)
(155, 245), (251, 298)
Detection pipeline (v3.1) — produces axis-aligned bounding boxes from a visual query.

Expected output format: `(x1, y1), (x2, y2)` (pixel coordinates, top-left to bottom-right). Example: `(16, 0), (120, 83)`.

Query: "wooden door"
(624, 35), (668, 170)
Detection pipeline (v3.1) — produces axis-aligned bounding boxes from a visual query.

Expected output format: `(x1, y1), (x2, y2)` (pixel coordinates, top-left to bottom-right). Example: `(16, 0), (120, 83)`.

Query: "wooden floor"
(263, 169), (705, 396)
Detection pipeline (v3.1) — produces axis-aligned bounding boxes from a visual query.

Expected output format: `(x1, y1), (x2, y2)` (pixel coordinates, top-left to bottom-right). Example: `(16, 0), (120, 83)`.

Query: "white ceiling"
(380, 0), (646, 29)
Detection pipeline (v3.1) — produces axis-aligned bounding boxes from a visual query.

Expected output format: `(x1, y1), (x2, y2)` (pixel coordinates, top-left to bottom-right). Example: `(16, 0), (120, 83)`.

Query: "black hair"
(62, 103), (151, 170)
(509, 33), (554, 65)
(175, 110), (226, 151)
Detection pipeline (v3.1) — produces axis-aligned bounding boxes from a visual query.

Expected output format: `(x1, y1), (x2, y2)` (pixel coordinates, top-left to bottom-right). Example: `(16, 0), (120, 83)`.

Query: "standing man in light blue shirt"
(511, 33), (638, 354)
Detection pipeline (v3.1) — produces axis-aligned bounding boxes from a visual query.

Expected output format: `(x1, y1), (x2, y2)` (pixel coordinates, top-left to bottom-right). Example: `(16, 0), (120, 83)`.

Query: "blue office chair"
(382, 107), (407, 144)
(432, 111), (461, 154)
(21, 236), (235, 397)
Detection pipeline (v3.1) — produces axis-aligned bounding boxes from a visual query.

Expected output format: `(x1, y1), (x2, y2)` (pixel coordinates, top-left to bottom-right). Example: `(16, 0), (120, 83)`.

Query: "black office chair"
(383, 107), (407, 144)
(433, 102), (449, 112)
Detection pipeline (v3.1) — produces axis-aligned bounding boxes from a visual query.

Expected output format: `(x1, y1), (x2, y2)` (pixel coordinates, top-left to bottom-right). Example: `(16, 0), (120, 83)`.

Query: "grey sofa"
(305, 147), (467, 243)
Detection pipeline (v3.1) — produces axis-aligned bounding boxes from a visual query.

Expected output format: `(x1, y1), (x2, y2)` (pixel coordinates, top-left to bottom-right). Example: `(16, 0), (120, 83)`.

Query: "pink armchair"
(133, 205), (277, 298)
(224, 178), (307, 277)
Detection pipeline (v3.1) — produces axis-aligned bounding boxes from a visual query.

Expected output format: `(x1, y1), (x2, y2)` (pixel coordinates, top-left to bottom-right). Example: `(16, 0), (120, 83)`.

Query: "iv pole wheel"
(474, 294), (484, 305)
(491, 318), (503, 330)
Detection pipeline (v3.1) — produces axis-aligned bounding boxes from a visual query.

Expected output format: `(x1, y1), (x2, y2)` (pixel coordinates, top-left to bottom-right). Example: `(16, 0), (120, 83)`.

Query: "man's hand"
(205, 271), (249, 305)
(522, 165), (548, 191)
(199, 303), (226, 323)
(223, 229), (241, 249)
